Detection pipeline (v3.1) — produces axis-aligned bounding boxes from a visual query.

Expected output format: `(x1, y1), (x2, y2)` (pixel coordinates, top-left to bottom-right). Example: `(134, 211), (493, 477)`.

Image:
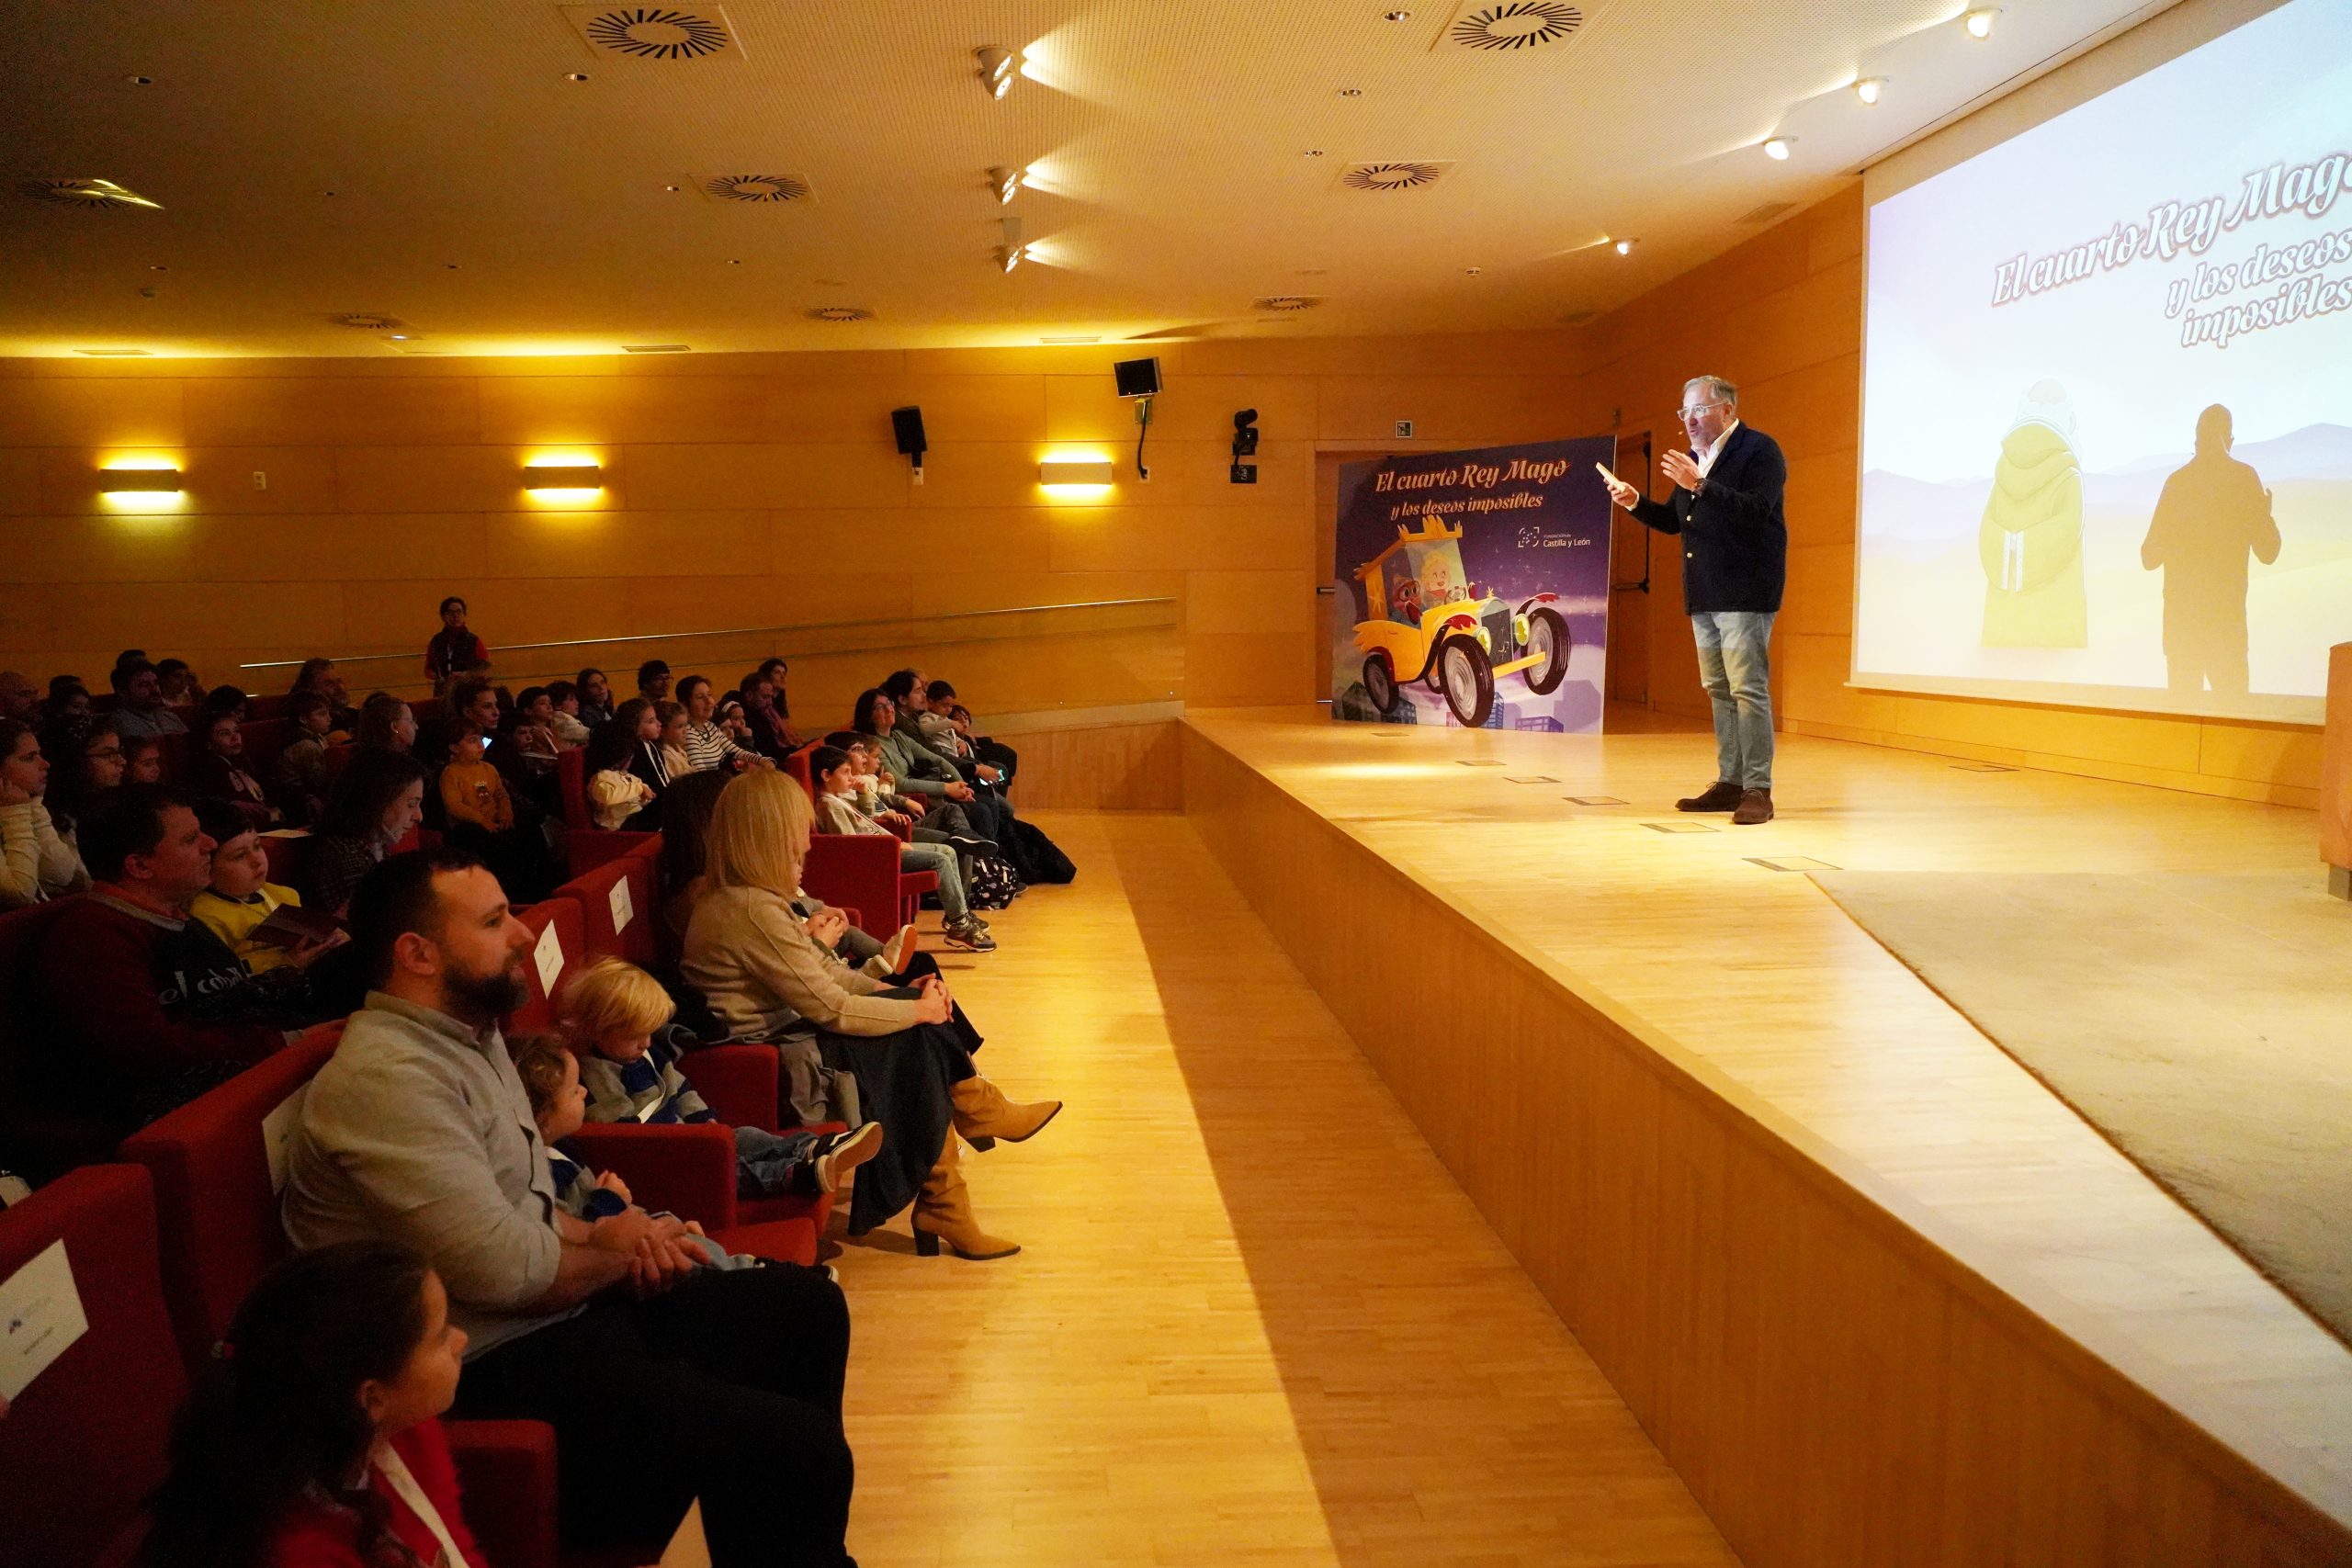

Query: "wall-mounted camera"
(1230, 408), (1259, 484)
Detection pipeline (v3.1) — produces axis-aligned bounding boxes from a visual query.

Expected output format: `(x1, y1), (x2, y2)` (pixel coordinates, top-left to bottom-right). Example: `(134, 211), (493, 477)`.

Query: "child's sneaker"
(944, 917), (997, 952)
(813, 1122), (886, 1193)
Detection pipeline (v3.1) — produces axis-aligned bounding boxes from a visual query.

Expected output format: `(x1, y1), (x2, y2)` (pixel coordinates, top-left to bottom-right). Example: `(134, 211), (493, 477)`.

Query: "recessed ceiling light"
(316, 189), (336, 197)
(1963, 7), (1999, 39)
(444, 263), (461, 270)
(563, 72), (590, 82)
(1339, 87), (1363, 96)
(1613, 238), (1634, 255)
(1464, 266), (1482, 276)
(1304, 149), (1326, 157)
(125, 74), (153, 85)
(1853, 76), (1887, 105)
(1384, 9), (1412, 19)
(663, 184), (682, 192)
(976, 46), (1019, 99)
(388, 334), (413, 342)
(728, 258), (742, 265)
(149, 264), (167, 271)
(1763, 137), (1794, 161)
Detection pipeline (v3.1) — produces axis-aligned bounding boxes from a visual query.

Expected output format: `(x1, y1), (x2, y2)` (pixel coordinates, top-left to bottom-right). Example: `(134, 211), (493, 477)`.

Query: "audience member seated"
(275, 691), (337, 824)
(198, 684), (252, 728)
(46, 674), (95, 721)
(355, 691), (418, 754)
(583, 706), (658, 831)
(509, 1035), (762, 1273)
(756, 658), (807, 749)
(439, 725), (555, 902)
(887, 669), (1002, 791)
(153, 657), (204, 708)
(925, 679), (1019, 782)
(0, 669), (37, 722)
(288, 657), (357, 735)
(738, 666), (797, 760)
(636, 658), (673, 705)
(424, 594), (487, 695)
(718, 693), (755, 750)
(280, 845), (858, 1565)
(680, 768), (1057, 1258)
(809, 743), (996, 951)
(111, 659), (188, 739)
(188, 705), (279, 831)
(851, 689), (994, 843)
(545, 679), (593, 748)
(881, 672), (1071, 886)
(655, 699), (694, 780)
(505, 685), (564, 771)
(28, 784), (292, 1141)
(561, 957), (884, 1199)
(140, 1240), (488, 1568)
(678, 674), (761, 773)
(37, 712), (126, 852)
(122, 730), (165, 784)
(1, 716), (91, 908)
(302, 750), (428, 917)
(573, 665), (616, 728)
(191, 797), (348, 978)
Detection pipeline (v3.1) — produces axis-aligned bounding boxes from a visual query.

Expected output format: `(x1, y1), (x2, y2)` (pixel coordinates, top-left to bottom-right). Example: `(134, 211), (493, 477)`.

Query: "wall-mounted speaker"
(1113, 356), (1161, 400)
(890, 406), (927, 457)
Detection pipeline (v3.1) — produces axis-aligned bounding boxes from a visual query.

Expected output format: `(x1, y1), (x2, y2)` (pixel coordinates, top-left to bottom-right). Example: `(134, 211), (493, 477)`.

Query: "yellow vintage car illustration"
(1351, 513), (1571, 728)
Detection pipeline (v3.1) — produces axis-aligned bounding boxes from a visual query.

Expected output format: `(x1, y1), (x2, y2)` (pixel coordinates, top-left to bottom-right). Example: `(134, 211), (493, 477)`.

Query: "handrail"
(237, 596), (1179, 672)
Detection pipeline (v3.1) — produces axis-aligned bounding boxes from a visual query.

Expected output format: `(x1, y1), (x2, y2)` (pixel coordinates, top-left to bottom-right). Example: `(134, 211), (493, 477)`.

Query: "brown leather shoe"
(1732, 788), (1774, 825)
(1676, 781), (1743, 812)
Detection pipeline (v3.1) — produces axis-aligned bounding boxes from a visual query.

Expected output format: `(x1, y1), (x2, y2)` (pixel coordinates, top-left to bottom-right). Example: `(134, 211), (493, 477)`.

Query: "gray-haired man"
(1598, 375), (1789, 823)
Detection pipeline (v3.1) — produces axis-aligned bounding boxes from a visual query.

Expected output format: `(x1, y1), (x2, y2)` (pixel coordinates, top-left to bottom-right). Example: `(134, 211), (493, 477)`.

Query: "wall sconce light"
(976, 46), (1020, 98)
(524, 463), (603, 491)
(1038, 457), (1114, 487)
(1962, 7), (1999, 39)
(1853, 76), (1887, 105)
(1613, 237), (1635, 255)
(989, 166), (1022, 204)
(1762, 137), (1795, 161)
(98, 467), (184, 492)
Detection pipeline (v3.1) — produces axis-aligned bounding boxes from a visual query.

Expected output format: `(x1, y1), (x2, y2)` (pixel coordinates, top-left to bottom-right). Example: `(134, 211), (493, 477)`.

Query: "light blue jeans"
(1690, 611), (1776, 790)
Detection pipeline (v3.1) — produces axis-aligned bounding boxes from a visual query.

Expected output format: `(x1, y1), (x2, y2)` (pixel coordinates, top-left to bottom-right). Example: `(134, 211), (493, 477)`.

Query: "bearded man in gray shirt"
(281, 845), (857, 1567)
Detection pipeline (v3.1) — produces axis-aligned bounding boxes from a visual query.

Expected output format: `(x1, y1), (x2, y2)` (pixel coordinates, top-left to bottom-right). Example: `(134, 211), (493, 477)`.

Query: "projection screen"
(1856, 0), (2352, 722)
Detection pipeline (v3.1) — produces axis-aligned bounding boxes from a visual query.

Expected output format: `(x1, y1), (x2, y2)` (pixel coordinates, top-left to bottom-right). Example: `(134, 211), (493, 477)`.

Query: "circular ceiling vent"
(582, 6), (732, 59)
(25, 177), (161, 211)
(329, 312), (406, 331)
(1340, 162), (1449, 193)
(805, 306), (874, 322)
(1253, 296), (1324, 312)
(703, 174), (811, 204)
(1448, 2), (1585, 51)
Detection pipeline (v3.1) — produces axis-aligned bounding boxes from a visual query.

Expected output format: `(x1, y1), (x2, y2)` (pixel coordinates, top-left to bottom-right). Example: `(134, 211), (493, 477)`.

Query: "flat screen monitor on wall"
(1856, 0), (2352, 723)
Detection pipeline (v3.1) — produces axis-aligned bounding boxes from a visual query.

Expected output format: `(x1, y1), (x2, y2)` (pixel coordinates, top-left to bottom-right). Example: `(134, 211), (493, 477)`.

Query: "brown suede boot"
(1732, 787), (1774, 825)
(1676, 780), (1743, 812)
(950, 1077), (1063, 1147)
(911, 1137), (1020, 1260)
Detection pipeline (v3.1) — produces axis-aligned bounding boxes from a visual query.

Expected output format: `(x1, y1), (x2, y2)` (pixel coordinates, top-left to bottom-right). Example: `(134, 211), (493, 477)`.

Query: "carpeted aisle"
(1812, 868), (2352, 1347)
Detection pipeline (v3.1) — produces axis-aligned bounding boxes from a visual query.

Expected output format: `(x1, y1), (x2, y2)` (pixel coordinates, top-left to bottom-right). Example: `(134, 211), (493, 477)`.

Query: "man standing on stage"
(1598, 375), (1788, 824)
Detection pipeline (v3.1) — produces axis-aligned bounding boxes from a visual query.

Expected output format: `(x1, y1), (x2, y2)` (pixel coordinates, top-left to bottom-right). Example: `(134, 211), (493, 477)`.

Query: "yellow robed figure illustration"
(1978, 380), (2088, 648)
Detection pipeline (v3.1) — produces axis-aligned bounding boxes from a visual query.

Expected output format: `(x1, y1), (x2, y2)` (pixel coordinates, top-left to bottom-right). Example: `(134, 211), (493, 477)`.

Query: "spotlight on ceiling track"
(999, 245), (1025, 274)
(1613, 238), (1635, 255)
(989, 166), (1022, 204)
(1963, 7), (1999, 39)
(1853, 76), (1886, 105)
(1763, 137), (1794, 161)
(976, 46), (1020, 98)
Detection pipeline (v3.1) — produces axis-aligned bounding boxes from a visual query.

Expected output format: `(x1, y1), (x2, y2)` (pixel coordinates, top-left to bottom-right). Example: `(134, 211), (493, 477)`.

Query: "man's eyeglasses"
(1679, 401), (1726, 422)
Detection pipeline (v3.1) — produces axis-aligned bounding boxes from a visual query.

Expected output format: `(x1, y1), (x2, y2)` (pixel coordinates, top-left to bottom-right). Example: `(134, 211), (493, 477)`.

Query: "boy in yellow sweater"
(189, 799), (347, 976)
(438, 727), (514, 832)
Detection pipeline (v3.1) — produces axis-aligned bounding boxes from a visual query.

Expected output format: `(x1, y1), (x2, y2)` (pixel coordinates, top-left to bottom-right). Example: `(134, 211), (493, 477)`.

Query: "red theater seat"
(555, 853), (659, 970)
(511, 895), (585, 1038)
(0, 897), (120, 1184)
(554, 747), (659, 875)
(786, 747), (933, 938)
(0, 1164), (185, 1568)
(243, 693), (292, 722)
(237, 715), (297, 774)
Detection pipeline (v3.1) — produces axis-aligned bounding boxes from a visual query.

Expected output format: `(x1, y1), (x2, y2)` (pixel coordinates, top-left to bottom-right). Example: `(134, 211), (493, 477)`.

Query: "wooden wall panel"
(1573, 186), (2324, 804)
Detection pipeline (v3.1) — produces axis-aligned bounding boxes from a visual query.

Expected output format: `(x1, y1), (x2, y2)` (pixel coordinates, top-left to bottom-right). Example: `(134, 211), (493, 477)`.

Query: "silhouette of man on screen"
(2140, 405), (2280, 698)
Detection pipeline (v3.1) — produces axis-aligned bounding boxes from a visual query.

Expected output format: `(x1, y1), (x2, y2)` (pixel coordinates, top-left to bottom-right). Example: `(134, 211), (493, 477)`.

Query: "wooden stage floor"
(1181, 705), (2352, 1561)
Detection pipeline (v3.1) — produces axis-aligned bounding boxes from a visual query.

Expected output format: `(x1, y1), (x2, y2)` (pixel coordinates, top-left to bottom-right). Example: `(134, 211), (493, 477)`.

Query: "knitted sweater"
(579, 1033), (717, 1124)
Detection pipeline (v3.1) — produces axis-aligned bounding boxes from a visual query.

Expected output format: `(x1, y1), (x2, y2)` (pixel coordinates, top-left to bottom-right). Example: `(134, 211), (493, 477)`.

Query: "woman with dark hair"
(0, 717), (91, 908)
(614, 696), (676, 804)
(141, 1240), (484, 1568)
(354, 693), (417, 755)
(303, 750), (428, 916)
(37, 712), (125, 843)
(573, 666), (615, 728)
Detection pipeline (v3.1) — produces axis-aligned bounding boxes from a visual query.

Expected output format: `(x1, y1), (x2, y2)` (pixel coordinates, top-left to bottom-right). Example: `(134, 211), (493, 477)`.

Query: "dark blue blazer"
(1630, 423), (1789, 615)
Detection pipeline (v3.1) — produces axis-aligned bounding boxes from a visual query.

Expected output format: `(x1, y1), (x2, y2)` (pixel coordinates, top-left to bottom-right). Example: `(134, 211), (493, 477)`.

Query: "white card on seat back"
(262, 1082), (311, 1194)
(609, 876), (633, 934)
(535, 921), (564, 997)
(0, 1239), (89, 1401)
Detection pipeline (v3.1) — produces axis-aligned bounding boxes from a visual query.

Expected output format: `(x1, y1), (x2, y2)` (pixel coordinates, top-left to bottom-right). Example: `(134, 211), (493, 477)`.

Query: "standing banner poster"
(1330, 436), (1617, 731)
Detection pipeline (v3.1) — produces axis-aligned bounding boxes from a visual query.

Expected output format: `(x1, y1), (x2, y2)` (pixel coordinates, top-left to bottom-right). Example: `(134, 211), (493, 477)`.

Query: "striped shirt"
(578, 1033), (716, 1124)
(681, 719), (754, 773)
